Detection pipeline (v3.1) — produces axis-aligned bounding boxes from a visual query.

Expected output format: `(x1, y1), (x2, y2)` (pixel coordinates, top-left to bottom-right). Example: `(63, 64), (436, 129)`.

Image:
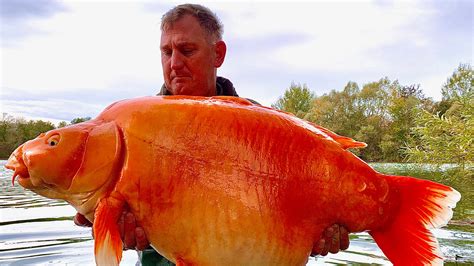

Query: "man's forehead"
(160, 31), (204, 46)
(161, 15), (211, 43)
(160, 39), (198, 48)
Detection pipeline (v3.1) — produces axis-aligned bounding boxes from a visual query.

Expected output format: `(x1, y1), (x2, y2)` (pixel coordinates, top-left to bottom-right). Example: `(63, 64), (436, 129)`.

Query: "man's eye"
(182, 49), (195, 56)
(162, 49), (172, 56)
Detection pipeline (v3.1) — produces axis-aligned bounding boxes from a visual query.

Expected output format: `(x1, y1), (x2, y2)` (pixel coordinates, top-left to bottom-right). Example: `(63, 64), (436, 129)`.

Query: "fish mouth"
(5, 150), (30, 186)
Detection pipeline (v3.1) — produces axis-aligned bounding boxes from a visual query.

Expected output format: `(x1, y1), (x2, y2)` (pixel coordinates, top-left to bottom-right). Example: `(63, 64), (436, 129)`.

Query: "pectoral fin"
(93, 196), (125, 266)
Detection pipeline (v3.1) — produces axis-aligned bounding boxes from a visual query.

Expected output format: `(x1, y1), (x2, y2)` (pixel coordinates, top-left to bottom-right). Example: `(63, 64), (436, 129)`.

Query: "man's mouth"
(172, 76), (191, 81)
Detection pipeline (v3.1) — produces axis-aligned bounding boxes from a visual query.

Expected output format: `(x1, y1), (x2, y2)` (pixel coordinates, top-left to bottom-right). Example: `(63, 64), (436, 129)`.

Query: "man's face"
(160, 15), (224, 96)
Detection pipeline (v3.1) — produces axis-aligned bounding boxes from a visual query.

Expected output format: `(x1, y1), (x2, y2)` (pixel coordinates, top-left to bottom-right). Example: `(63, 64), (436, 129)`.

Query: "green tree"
(441, 63), (473, 103)
(71, 117), (91, 124)
(0, 114), (16, 158)
(57, 121), (68, 128)
(434, 63), (474, 117)
(358, 77), (393, 119)
(272, 83), (315, 118)
(308, 81), (364, 138)
(443, 64), (473, 118)
(16, 120), (55, 144)
(405, 64), (473, 174)
(0, 116), (55, 159)
(355, 78), (400, 161)
(381, 84), (433, 161)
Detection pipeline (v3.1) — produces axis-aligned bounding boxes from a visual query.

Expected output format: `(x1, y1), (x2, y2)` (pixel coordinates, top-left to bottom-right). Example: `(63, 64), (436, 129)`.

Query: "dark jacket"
(157, 76), (259, 105)
(157, 76), (239, 97)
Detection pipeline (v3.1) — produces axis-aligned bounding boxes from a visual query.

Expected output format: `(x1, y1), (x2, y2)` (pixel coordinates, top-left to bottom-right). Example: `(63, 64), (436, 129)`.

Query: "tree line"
(273, 63), (473, 171)
(1, 64), (471, 170)
(0, 116), (91, 159)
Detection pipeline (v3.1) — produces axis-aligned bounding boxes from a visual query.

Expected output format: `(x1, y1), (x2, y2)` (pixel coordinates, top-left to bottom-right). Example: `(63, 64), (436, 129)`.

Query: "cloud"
(1, 0), (472, 123)
(217, 1), (471, 103)
(0, 0), (68, 47)
(141, 1), (174, 14)
(0, 0), (66, 20)
(1, 82), (159, 123)
(2, 1), (163, 92)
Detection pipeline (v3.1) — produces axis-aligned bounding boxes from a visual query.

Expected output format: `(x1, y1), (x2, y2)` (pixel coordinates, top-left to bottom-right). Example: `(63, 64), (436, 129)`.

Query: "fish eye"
(46, 134), (60, 147)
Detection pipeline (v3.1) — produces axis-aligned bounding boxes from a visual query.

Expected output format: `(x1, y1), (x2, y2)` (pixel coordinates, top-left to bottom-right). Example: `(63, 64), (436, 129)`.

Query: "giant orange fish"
(5, 96), (460, 266)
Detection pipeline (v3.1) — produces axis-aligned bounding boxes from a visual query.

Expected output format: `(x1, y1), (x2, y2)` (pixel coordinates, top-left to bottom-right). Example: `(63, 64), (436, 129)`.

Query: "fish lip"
(10, 171), (30, 186)
(5, 152), (30, 186)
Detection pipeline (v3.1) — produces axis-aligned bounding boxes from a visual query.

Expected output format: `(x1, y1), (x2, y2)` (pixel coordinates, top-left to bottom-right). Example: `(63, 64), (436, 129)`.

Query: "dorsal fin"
(308, 122), (367, 150)
(209, 96), (254, 106)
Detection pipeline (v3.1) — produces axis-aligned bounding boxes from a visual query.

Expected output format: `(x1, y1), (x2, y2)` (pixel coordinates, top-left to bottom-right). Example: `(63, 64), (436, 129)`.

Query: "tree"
(307, 78), (401, 161)
(354, 78), (399, 161)
(71, 117), (91, 124)
(405, 104), (473, 171)
(405, 64), (473, 174)
(435, 63), (474, 117)
(358, 77), (393, 119)
(381, 84), (432, 161)
(57, 121), (68, 128)
(441, 63), (473, 103)
(0, 116), (55, 159)
(307, 81), (364, 138)
(16, 120), (55, 144)
(272, 83), (315, 119)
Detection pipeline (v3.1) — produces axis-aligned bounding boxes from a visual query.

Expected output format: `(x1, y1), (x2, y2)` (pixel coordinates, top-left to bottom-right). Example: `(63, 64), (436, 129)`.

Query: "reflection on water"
(0, 162), (138, 265)
(1, 161), (473, 265)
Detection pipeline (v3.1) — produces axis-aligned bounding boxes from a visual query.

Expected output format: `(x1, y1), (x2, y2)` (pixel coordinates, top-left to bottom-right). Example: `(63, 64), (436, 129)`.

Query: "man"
(75, 4), (349, 264)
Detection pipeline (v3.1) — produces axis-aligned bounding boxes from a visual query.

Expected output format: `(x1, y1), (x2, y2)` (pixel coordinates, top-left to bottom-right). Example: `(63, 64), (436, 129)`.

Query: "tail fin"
(370, 175), (461, 265)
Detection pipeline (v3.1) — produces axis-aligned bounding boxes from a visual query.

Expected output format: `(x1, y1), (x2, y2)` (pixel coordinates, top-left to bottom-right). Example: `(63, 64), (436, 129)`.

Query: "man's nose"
(170, 51), (184, 70)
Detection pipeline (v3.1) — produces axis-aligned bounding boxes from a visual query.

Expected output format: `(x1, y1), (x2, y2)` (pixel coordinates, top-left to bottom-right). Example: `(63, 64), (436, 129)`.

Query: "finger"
(74, 213), (92, 227)
(339, 226), (350, 250)
(311, 238), (326, 256)
(135, 227), (150, 251)
(329, 224), (340, 254)
(320, 239), (330, 256)
(320, 225), (335, 256)
(123, 212), (137, 250)
(118, 211), (126, 240)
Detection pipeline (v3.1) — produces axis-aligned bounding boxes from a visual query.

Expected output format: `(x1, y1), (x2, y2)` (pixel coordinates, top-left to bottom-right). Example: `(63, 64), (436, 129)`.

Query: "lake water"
(1, 160), (472, 265)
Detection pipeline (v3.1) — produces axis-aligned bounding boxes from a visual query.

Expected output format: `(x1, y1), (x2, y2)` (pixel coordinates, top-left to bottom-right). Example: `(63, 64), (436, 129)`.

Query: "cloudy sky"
(1, 0), (472, 124)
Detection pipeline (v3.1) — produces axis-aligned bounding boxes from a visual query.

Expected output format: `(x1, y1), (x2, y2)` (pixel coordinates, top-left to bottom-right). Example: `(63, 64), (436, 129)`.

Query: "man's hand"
(74, 211), (149, 251)
(76, 212), (348, 254)
(311, 224), (350, 256)
(118, 210), (150, 251)
(74, 212), (92, 227)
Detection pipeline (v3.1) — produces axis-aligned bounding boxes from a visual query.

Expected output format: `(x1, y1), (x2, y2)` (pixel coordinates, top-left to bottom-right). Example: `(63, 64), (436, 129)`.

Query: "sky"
(1, 0), (472, 125)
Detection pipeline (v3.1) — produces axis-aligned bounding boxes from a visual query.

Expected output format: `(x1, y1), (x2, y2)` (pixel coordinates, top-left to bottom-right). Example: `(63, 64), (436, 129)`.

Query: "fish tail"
(93, 196), (124, 266)
(369, 175), (461, 265)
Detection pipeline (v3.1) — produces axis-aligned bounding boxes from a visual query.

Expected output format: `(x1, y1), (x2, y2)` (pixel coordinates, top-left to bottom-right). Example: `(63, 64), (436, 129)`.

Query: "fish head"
(5, 121), (122, 207)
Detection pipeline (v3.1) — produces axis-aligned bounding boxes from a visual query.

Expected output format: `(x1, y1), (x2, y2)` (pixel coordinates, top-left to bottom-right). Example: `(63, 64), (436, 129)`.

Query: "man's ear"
(214, 40), (226, 67)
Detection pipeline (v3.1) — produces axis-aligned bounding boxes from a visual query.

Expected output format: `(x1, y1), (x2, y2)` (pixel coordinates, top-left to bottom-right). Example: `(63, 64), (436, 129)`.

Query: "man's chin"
(171, 84), (204, 96)
(170, 82), (190, 95)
